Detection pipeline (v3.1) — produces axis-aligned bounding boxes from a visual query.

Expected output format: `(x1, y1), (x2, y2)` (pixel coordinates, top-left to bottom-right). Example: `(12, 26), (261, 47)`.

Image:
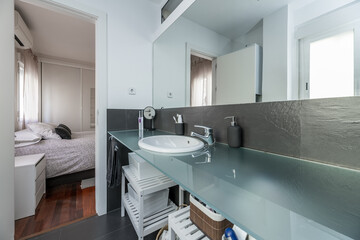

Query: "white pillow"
(44, 132), (61, 140)
(15, 129), (41, 143)
(27, 122), (61, 140)
(15, 129), (42, 148)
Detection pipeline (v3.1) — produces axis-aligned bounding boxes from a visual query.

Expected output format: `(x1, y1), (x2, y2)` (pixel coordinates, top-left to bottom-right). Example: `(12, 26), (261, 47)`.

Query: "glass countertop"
(109, 130), (360, 240)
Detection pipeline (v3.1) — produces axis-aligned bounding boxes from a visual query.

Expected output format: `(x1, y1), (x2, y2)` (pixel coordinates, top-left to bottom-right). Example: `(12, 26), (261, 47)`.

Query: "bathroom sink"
(138, 135), (204, 154)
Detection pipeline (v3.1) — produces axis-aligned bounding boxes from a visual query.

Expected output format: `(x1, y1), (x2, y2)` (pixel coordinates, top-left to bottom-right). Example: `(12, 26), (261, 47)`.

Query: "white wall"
(0, 0), (15, 239)
(153, 17), (231, 108)
(293, 0), (355, 26)
(232, 20), (263, 51)
(72, 0), (159, 109)
(262, 6), (289, 102)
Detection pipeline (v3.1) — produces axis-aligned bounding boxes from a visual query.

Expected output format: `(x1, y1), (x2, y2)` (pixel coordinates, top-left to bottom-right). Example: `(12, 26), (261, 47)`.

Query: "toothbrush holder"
(175, 123), (184, 135)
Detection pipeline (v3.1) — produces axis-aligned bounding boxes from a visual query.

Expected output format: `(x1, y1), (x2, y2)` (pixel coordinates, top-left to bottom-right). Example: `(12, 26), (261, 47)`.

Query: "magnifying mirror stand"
(149, 118), (155, 131)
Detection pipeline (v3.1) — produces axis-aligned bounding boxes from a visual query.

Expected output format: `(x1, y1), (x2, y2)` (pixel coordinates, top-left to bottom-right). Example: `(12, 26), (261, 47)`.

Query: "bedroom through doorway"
(13, 1), (96, 239)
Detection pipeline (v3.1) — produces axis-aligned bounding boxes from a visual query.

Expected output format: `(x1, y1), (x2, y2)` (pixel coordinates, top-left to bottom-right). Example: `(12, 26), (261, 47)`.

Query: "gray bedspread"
(15, 131), (95, 178)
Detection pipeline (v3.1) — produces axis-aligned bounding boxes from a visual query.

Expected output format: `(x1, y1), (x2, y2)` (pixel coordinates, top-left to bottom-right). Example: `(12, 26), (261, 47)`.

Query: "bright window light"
(309, 30), (354, 99)
(18, 63), (25, 121)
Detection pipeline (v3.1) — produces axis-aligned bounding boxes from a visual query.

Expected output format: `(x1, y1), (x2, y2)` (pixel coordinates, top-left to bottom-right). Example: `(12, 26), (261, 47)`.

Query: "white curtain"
(18, 49), (39, 129)
(190, 56), (212, 107)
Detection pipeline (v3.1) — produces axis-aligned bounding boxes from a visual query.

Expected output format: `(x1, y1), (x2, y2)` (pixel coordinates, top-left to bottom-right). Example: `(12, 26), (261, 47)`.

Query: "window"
(17, 61), (25, 123)
(300, 26), (359, 99)
(16, 50), (39, 129)
(309, 30), (354, 99)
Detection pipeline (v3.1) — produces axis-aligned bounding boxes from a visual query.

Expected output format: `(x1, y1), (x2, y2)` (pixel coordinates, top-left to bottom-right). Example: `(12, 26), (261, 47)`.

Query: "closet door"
(82, 69), (95, 131)
(42, 63), (82, 131)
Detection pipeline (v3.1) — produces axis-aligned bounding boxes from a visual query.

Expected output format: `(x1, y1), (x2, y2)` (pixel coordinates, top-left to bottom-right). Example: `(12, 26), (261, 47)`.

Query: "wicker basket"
(190, 195), (233, 240)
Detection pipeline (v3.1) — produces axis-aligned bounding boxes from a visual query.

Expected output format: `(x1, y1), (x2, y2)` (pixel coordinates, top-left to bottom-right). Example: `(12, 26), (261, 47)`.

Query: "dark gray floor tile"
(29, 210), (133, 240)
(96, 225), (159, 240)
(29, 229), (61, 240)
(58, 212), (132, 240)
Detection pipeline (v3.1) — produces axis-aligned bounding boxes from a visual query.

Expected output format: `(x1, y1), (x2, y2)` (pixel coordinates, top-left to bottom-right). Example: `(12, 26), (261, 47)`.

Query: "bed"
(15, 131), (95, 179)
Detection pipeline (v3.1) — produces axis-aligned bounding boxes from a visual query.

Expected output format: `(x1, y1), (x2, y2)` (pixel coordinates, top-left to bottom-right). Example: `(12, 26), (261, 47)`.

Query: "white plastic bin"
(128, 152), (163, 180)
(128, 183), (169, 217)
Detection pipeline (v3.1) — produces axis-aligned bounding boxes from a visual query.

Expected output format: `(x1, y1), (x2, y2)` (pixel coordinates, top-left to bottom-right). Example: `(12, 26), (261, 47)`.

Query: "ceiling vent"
(14, 10), (33, 49)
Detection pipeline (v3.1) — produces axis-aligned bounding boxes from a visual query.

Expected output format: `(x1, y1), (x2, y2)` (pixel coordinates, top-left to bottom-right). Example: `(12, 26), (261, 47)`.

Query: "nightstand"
(15, 153), (46, 220)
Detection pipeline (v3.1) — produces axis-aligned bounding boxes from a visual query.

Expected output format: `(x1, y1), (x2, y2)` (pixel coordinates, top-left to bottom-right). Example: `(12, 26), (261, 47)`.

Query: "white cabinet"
(215, 44), (262, 105)
(15, 153), (46, 220)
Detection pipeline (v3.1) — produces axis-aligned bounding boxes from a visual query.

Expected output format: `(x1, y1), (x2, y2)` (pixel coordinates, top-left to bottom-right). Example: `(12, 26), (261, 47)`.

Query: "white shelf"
(123, 193), (177, 237)
(123, 165), (177, 195)
(121, 164), (178, 240)
(168, 206), (210, 240)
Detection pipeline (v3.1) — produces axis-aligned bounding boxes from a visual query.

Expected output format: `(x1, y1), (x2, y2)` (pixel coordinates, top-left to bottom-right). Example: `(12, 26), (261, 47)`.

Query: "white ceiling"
(15, 0), (95, 64)
(147, 0), (168, 5)
(183, 0), (298, 39)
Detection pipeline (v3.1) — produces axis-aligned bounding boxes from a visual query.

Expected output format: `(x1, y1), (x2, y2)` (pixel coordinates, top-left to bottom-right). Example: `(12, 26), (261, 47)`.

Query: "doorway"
(13, 0), (107, 238)
(190, 54), (214, 107)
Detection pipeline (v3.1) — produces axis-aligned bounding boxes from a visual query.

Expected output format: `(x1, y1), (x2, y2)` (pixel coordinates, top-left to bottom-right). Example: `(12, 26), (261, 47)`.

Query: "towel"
(107, 137), (122, 187)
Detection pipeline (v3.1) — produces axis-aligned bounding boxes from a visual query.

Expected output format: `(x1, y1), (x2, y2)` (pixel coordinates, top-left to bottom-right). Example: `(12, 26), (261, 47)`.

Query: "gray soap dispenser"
(224, 116), (241, 148)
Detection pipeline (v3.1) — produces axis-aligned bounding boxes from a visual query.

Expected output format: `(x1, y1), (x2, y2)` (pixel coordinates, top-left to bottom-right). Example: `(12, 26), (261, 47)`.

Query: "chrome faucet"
(190, 125), (215, 146)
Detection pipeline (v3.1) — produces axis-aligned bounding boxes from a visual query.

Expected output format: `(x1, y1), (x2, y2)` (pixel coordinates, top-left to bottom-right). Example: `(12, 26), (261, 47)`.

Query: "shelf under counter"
(109, 130), (360, 240)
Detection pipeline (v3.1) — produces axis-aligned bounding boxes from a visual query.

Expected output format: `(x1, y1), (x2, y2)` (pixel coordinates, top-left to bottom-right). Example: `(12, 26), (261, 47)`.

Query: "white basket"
(128, 152), (163, 180)
(128, 183), (169, 217)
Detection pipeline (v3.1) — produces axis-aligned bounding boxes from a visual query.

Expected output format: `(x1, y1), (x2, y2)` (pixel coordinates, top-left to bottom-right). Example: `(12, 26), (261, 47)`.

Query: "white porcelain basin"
(138, 135), (204, 154)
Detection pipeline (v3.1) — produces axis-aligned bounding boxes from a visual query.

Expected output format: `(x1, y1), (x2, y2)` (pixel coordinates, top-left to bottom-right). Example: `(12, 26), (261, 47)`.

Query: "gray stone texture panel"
(108, 96), (360, 169)
(300, 97), (360, 169)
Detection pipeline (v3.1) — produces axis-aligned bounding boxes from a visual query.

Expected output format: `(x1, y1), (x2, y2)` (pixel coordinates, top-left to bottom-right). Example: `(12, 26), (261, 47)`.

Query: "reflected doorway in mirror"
(190, 53), (215, 107)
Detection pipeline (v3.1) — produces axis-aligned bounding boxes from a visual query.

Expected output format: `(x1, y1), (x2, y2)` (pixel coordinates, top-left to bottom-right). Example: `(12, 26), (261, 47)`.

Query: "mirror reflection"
(153, 0), (360, 108)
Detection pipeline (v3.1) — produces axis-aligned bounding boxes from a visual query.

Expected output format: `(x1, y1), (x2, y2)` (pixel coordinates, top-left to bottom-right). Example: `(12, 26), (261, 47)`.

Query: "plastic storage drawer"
(128, 152), (163, 180)
(128, 183), (169, 217)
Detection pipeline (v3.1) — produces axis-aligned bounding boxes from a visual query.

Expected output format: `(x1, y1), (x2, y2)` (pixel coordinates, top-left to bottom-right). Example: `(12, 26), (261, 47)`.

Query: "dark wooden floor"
(15, 182), (96, 240)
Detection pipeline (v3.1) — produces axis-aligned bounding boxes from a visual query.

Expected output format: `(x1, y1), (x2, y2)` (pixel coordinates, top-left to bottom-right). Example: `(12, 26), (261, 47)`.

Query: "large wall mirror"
(153, 0), (360, 108)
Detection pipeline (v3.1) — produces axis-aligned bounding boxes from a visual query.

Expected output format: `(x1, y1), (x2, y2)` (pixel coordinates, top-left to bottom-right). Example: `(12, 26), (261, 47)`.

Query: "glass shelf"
(109, 130), (360, 240)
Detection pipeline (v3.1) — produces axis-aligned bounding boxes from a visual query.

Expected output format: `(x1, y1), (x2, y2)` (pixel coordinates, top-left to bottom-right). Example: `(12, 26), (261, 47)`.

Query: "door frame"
(18, 0), (108, 215)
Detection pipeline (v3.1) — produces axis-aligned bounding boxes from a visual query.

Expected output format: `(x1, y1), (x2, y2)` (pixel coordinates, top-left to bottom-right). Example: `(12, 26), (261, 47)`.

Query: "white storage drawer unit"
(128, 183), (169, 217)
(128, 152), (163, 179)
(15, 153), (46, 220)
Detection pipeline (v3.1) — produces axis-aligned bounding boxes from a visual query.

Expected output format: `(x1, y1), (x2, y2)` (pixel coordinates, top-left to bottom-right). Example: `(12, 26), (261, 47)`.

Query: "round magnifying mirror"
(144, 106), (156, 120)
(144, 106), (156, 130)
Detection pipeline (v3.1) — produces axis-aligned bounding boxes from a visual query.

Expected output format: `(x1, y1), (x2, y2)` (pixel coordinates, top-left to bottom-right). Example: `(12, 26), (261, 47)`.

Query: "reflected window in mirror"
(190, 54), (214, 107)
(309, 31), (354, 99)
(300, 25), (359, 100)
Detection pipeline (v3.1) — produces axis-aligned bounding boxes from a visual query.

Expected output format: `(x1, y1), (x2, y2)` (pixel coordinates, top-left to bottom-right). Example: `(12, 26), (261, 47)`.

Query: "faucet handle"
(194, 125), (213, 134)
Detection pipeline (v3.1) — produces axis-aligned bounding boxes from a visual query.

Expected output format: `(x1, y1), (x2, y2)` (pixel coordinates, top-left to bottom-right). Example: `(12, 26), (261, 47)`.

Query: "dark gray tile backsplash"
(155, 101), (302, 158)
(108, 96), (360, 170)
(107, 109), (140, 131)
(299, 97), (360, 169)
